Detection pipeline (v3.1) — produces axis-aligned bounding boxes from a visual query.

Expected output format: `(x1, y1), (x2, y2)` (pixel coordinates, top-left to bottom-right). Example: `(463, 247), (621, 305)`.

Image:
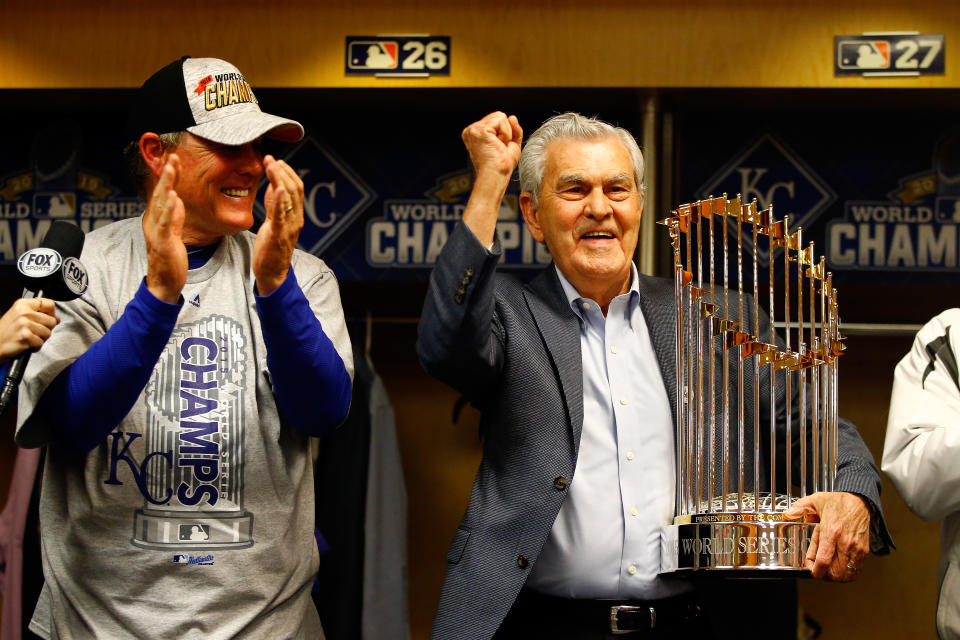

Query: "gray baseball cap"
(126, 56), (304, 146)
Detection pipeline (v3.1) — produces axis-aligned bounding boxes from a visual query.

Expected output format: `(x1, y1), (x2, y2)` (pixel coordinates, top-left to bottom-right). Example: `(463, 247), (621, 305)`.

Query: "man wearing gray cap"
(15, 57), (353, 639)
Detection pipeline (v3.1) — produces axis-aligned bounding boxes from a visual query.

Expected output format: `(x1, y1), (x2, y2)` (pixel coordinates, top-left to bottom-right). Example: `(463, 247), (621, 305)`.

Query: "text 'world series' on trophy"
(658, 195), (843, 575)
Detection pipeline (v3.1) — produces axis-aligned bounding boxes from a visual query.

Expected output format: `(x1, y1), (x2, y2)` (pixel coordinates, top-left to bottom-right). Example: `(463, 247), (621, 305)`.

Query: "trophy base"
(661, 500), (815, 575)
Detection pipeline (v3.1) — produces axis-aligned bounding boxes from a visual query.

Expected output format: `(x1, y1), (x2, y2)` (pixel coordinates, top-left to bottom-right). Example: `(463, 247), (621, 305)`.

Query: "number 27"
(895, 39), (941, 69)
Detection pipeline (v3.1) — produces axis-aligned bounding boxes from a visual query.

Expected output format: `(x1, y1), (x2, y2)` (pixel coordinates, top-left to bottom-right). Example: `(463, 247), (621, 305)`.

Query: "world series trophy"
(658, 195), (843, 574)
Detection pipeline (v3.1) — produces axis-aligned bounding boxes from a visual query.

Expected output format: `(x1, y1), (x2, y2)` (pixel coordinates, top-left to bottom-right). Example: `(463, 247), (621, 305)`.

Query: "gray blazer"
(417, 222), (889, 640)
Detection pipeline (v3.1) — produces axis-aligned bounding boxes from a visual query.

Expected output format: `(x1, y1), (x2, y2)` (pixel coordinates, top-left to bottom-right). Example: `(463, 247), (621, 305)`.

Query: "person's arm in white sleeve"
(883, 309), (960, 520)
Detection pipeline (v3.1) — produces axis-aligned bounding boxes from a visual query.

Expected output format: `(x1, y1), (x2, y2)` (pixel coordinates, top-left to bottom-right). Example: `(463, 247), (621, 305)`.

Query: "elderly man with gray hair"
(417, 111), (890, 639)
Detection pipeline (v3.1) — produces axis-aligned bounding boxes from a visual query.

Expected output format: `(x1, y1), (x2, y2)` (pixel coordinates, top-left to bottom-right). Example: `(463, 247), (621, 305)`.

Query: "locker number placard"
(835, 33), (944, 76)
(346, 36), (450, 76)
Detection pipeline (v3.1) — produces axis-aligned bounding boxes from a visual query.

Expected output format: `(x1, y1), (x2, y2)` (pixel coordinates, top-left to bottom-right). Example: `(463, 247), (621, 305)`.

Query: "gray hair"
(518, 112), (645, 207)
(122, 131), (184, 199)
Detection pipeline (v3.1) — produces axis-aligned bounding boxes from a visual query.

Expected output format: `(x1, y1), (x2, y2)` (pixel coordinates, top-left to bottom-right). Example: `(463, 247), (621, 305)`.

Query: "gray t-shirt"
(17, 217), (353, 639)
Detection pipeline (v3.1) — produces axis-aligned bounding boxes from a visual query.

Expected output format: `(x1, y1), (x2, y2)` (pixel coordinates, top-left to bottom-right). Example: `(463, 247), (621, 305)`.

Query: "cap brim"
(187, 111), (304, 146)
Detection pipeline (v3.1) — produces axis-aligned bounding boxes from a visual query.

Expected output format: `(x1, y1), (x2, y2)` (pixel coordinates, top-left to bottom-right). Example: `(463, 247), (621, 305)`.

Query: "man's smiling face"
(166, 132), (265, 244)
(520, 136), (642, 299)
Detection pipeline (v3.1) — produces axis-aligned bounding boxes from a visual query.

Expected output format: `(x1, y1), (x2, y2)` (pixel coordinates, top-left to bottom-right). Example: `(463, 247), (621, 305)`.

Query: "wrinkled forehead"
(542, 136), (635, 181)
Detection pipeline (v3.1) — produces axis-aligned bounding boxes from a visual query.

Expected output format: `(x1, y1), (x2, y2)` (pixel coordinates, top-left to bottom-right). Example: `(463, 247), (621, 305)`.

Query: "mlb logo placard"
(348, 41), (399, 70)
(836, 40), (890, 71)
(835, 33), (945, 76)
(345, 35), (450, 76)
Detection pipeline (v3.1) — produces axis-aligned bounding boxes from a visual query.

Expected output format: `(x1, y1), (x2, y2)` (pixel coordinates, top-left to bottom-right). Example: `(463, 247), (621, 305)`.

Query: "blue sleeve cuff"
(254, 268), (298, 304)
(135, 279), (185, 319)
(255, 266), (352, 435)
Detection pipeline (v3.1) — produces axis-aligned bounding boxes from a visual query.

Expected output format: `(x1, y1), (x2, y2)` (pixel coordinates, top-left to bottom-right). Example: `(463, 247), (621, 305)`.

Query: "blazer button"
(516, 555), (529, 569)
(553, 476), (568, 491)
(454, 293), (464, 304)
(465, 267), (475, 276)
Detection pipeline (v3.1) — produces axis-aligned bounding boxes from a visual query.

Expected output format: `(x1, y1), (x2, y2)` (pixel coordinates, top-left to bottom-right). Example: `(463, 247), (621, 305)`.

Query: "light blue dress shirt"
(525, 263), (691, 600)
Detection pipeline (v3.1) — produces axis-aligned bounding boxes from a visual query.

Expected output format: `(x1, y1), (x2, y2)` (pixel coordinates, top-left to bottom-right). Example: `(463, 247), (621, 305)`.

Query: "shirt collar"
(555, 262), (640, 321)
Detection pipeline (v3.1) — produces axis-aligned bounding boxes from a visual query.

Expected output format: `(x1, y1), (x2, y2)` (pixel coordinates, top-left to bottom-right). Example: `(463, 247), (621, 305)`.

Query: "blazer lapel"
(523, 267), (585, 456)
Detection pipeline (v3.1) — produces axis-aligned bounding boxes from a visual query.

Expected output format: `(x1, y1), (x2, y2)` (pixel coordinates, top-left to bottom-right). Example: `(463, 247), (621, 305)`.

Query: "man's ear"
(139, 132), (167, 178)
(519, 192), (545, 243)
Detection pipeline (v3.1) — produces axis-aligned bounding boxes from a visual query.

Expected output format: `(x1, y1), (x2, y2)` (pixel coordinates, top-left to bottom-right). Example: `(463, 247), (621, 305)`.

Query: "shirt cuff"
(135, 278), (184, 319)
(850, 491), (890, 554)
(254, 267), (298, 305)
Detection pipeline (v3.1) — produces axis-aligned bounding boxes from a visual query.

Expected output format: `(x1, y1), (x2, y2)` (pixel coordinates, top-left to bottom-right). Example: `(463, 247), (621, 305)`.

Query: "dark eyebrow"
(605, 173), (633, 185)
(555, 173), (633, 186)
(556, 173), (585, 185)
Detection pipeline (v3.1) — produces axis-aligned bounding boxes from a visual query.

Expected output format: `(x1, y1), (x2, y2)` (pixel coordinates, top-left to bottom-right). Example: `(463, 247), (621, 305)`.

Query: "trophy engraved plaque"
(658, 195), (843, 574)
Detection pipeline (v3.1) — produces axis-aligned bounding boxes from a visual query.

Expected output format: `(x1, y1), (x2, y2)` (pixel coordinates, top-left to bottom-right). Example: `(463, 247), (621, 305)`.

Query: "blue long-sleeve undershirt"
(254, 268), (352, 436)
(46, 282), (182, 451)
(42, 267), (351, 452)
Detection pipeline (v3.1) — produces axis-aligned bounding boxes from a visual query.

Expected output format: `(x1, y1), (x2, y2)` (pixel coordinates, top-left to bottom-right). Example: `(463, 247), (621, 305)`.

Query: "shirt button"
(626, 451), (635, 461)
(620, 398), (628, 406)
(581, 302), (590, 310)
(610, 346), (618, 354)
(628, 565), (637, 575)
(631, 506), (639, 516)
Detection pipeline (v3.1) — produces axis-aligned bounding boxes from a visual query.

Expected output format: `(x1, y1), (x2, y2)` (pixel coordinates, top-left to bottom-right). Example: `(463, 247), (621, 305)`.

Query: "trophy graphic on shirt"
(658, 195), (842, 573)
(132, 315), (253, 551)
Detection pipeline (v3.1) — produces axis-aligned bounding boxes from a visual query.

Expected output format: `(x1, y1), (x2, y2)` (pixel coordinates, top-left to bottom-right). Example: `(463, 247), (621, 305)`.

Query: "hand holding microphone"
(0, 297), (59, 365)
(0, 221), (88, 413)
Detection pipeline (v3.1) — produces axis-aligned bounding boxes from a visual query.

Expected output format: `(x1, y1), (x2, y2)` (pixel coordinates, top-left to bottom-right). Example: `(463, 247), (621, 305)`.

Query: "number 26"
(402, 41), (448, 70)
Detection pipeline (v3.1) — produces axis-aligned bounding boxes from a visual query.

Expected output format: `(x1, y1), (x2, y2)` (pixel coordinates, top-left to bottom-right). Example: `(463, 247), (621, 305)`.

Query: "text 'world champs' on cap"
(127, 56), (304, 146)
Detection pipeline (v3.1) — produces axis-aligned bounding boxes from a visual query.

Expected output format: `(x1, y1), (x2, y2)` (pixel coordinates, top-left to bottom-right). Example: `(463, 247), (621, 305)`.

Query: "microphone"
(17, 220), (88, 300)
(0, 221), (89, 414)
